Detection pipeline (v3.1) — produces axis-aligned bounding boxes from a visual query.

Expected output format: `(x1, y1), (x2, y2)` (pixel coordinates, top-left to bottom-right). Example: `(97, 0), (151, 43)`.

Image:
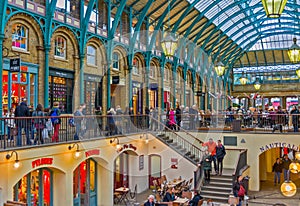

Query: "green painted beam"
(110, 0), (127, 38)
(0, 0), (7, 117)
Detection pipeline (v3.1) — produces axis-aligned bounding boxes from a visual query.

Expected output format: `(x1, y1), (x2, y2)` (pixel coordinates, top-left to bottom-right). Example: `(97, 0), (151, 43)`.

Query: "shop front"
(164, 87), (171, 110)
(49, 68), (74, 113)
(132, 81), (142, 114)
(73, 158), (97, 206)
(148, 83), (158, 109)
(84, 74), (103, 115)
(13, 168), (53, 206)
(114, 152), (129, 189)
(2, 60), (38, 114)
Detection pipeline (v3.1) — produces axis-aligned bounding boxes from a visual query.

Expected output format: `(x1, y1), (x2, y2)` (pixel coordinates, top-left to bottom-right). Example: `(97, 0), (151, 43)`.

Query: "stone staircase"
(200, 169), (234, 203)
(155, 132), (202, 165)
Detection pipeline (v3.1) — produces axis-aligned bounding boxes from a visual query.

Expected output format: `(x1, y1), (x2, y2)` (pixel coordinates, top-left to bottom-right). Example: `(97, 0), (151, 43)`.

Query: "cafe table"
(167, 179), (185, 188)
(172, 197), (189, 206)
(115, 187), (130, 205)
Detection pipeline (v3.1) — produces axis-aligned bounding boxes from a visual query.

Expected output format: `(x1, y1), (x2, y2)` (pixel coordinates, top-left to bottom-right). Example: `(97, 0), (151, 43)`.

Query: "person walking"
(282, 154), (291, 181)
(216, 140), (226, 176)
(74, 103), (86, 140)
(175, 105), (181, 131)
(233, 175), (246, 206)
(95, 106), (103, 135)
(50, 101), (61, 142)
(32, 104), (46, 145)
(15, 99), (31, 146)
(203, 138), (218, 175)
(199, 150), (212, 184)
(272, 158), (283, 186)
(291, 106), (299, 132)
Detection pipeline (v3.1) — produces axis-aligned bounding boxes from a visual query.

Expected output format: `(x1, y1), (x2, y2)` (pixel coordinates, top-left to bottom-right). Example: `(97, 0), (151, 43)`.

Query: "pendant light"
(261, 0), (287, 18)
(253, 77), (261, 90)
(239, 72), (248, 85)
(161, 0), (177, 57)
(287, 38), (300, 63)
(281, 181), (297, 197)
(296, 68), (300, 78)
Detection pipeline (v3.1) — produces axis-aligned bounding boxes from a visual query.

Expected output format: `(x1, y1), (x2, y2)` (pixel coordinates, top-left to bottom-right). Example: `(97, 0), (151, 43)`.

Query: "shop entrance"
(149, 154), (161, 188)
(259, 147), (300, 190)
(14, 168), (52, 206)
(73, 158), (97, 206)
(114, 152), (129, 189)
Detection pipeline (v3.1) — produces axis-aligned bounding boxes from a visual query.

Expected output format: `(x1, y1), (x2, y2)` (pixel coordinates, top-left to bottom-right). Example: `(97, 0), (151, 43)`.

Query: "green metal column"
(79, 55), (85, 104)
(44, 45), (51, 108)
(172, 57), (178, 108)
(127, 55), (133, 108)
(106, 61), (111, 110)
(160, 58), (165, 111)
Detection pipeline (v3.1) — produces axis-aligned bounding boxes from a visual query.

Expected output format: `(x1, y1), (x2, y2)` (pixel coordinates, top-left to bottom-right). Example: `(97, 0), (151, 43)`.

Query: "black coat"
(15, 102), (30, 127)
(216, 144), (226, 159)
(189, 194), (203, 206)
(272, 162), (282, 173)
(163, 192), (175, 202)
(144, 200), (155, 206)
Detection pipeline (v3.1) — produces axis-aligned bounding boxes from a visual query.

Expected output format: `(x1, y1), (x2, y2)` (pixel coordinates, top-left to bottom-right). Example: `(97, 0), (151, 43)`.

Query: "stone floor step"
(201, 195), (228, 203)
(208, 182), (232, 187)
(210, 176), (233, 182)
(200, 190), (230, 196)
(201, 185), (232, 192)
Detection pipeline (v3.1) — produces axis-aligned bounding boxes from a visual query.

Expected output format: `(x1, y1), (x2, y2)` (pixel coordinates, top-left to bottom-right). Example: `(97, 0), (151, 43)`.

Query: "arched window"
(149, 63), (155, 78)
(112, 52), (119, 70)
(12, 24), (28, 50)
(133, 58), (140, 75)
(87, 45), (96, 65)
(54, 36), (66, 58)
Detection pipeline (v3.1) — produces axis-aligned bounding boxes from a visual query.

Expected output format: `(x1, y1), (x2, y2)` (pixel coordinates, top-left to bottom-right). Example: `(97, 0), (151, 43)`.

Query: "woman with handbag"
(6, 107), (16, 142)
(32, 104), (46, 145)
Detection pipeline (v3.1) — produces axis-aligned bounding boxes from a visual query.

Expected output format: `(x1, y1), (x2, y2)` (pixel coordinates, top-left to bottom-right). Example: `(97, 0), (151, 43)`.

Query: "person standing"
(95, 106), (103, 135)
(15, 99), (30, 146)
(32, 104), (46, 145)
(291, 106), (299, 132)
(6, 107), (16, 142)
(175, 105), (181, 131)
(74, 103), (86, 140)
(233, 175), (246, 206)
(272, 158), (283, 186)
(216, 140), (226, 176)
(50, 102), (61, 142)
(282, 154), (291, 181)
(168, 108), (176, 130)
(203, 138), (218, 174)
(199, 150), (212, 184)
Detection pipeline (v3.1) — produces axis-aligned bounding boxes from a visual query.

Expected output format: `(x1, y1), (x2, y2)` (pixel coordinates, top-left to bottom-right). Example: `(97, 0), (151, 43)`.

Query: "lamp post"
(261, 0), (287, 18)
(287, 38), (300, 63)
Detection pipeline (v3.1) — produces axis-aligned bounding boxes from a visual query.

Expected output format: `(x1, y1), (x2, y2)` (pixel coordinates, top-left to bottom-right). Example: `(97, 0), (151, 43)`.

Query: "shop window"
(149, 66), (155, 78)
(87, 45), (96, 66)
(12, 24), (28, 50)
(54, 36), (66, 59)
(133, 58), (139, 75)
(14, 168), (52, 206)
(113, 52), (119, 70)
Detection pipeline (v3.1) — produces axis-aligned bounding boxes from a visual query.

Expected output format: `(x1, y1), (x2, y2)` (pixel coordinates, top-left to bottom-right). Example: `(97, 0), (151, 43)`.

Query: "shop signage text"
(259, 142), (299, 153)
(32, 158), (53, 168)
(117, 144), (137, 152)
(85, 149), (100, 157)
(10, 58), (21, 72)
(55, 72), (67, 77)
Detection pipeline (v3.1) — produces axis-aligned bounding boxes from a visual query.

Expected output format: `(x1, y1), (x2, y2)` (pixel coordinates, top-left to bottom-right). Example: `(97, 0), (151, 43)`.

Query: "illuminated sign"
(260, 142), (299, 153)
(32, 158), (53, 168)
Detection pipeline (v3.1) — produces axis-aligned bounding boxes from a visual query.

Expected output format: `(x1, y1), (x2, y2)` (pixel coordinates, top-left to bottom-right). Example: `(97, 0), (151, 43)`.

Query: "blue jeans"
(17, 126), (30, 146)
(274, 172), (281, 184)
(7, 127), (14, 141)
(212, 155), (217, 172)
(283, 169), (290, 181)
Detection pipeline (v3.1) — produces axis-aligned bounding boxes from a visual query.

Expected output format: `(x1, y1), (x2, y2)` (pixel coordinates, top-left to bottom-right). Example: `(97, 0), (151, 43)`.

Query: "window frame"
(112, 52), (119, 70)
(87, 45), (97, 66)
(54, 36), (67, 59)
(12, 24), (28, 51)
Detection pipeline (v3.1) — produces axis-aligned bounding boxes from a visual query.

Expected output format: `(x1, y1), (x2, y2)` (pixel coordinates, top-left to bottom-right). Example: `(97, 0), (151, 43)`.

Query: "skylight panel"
(194, 0), (214, 12)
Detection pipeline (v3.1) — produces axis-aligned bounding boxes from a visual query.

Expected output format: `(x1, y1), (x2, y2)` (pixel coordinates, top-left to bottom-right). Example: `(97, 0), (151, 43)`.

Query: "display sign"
(85, 149), (100, 157)
(259, 142), (299, 153)
(32, 158), (53, 168)
(84, 74), (101, 82)
(112, 76), (119, 84)
(10, 58), (21, 72)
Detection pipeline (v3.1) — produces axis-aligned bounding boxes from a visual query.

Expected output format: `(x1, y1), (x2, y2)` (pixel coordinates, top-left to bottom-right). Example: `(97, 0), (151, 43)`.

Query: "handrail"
(232, 149), (248, 176)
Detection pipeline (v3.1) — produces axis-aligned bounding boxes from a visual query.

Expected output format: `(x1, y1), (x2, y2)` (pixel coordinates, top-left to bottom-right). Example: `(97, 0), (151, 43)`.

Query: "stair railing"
(232, 149), (248, 185)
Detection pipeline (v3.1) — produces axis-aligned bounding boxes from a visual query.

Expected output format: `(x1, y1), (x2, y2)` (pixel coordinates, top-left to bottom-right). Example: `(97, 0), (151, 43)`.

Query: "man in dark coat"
(272, 158), (282, 186)
(282, 154), (291, 181)
(216, 140), (226, 175)
(189, 190), (203, 206)
(144, 194), (155, 206)
(15, 99), (30, 146)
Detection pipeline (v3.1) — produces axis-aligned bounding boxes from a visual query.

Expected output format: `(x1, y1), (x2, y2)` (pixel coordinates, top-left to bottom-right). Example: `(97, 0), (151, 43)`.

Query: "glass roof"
(186, 0), (300, 51)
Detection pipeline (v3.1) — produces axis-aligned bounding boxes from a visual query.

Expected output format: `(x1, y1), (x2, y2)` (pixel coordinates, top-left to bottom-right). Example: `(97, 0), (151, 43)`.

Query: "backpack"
(238, 184), (246, 197)
(50, 109), (59, 124)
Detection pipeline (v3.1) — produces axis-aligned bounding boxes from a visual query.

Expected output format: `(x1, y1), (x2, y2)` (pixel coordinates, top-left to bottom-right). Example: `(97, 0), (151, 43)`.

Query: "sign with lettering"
(10, 58), (21, 72)
(259, 142), (299, 153)
(32, 158), (53, 168)
(117, 144), (137, 153)
(85, 149), (100, 157)
(195, 91), (205, 96)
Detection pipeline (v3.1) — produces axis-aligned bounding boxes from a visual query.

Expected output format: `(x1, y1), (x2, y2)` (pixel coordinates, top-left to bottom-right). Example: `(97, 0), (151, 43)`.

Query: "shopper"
(74, 103), (86, 140)
(15, 99), (31, 146)
(216, 140), (226, 176)
(95, 106), (103, 135)
(233, 175), (246, 206)
(272, 158), (282, 186)
(32, 104), (46, 145)
(50, 101), (61, 142)
(199, 150), (212, 184)
(282, 154), (291, 181)
(6, 107), (16, 142)
(203, 138), (218, 174)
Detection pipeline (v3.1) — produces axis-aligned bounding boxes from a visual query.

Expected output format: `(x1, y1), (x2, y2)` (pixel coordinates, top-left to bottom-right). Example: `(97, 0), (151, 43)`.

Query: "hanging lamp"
(296, 68), (300, 78)
(253, 77), (261, 90)
(161, 0), (177, 56)
(261, 0), (287, 18)
(214, 57), (226, 76)
(288, 38), (300, 63)
(281, 181), (297, 197)
(239, 72), (248, 85)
